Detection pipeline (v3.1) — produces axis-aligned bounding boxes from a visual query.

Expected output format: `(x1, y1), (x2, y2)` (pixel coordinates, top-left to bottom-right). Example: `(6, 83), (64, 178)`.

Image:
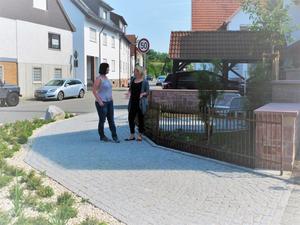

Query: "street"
(0, 83), (160, 124)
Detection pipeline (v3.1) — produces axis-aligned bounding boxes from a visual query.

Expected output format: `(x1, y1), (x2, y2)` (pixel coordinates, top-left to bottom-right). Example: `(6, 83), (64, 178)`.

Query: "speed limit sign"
(138, 38), (150, 53)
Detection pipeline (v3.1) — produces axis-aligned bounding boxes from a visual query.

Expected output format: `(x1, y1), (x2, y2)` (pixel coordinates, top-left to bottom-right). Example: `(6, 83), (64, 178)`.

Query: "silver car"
(34, 79), (86, 101)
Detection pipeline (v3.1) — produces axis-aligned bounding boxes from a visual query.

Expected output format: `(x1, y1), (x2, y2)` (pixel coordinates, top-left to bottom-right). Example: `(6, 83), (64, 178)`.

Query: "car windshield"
(215, 94), (240, 107)
(45, 80), (65, 86)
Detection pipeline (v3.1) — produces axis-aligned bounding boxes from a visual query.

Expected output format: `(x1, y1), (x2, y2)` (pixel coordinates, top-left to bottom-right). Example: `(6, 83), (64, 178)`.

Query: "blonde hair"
(135, 65), (145, 77)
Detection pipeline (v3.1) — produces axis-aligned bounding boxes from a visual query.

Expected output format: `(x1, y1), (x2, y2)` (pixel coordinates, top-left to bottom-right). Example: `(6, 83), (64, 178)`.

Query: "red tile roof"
(192, 0), (240, 31)
(169, 31), (271, 62)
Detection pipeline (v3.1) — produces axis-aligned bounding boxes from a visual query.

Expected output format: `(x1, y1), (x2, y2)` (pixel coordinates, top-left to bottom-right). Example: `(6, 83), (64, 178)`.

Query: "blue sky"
(105, 0), (191, 53)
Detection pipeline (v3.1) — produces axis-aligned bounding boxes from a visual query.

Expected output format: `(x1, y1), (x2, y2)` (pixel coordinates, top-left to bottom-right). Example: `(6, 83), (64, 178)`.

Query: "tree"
(197, 71), (224, 141)
(241, 0), (295, 108)
(146, 49), (172, 77)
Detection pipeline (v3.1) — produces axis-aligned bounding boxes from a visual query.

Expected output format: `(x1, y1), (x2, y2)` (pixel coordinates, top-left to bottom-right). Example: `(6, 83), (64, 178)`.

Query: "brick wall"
(255, 104), (300, 171)
(149, 89), (200, 111)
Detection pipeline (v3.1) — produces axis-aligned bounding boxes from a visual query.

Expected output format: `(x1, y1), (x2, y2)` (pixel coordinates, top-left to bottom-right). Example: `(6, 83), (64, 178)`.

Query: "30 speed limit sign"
(138, 38), (150, 53)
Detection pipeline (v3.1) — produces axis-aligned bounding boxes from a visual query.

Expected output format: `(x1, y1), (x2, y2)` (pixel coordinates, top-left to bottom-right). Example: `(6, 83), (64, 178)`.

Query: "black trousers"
(95, 101), (117, 139)
(128, 103), (144, 134)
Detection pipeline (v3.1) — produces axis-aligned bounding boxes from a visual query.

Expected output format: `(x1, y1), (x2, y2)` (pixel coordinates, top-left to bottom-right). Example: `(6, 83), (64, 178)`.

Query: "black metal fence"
(145, 102), (284, 173)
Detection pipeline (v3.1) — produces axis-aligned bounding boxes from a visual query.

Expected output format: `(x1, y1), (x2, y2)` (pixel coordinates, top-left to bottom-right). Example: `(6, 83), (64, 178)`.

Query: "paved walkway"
(24, 110), (297, 225)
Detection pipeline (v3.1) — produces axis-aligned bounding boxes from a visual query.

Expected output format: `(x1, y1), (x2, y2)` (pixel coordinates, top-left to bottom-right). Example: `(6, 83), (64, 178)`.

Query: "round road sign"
(138, 38), (150, 53)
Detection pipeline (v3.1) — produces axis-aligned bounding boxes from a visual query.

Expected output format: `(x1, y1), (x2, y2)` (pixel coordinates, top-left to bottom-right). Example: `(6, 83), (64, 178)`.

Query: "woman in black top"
(125, 65), (149, 141)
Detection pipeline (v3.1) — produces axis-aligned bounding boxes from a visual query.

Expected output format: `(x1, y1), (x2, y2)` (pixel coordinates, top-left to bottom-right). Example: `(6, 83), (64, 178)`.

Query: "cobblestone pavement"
(24, 110), (297, 225)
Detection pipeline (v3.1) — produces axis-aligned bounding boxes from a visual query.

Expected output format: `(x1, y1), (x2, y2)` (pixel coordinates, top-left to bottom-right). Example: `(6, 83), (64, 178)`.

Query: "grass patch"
(36, 185), (54, 198)
(23, 194), (39, 208)
(79, 217), (108, 225)
(14, 215), (51, 225)
(22, 170), (42, 191)
(36, 202), (55, 213)
(0, 211), (10, 225)
(0, 175), (13, 188)
(57, 192), (75, 207)
(9, 184), (25, 217)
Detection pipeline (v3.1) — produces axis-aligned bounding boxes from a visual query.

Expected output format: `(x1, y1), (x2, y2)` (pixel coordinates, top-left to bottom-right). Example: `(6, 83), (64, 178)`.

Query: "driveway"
(24, 110), (295, 225)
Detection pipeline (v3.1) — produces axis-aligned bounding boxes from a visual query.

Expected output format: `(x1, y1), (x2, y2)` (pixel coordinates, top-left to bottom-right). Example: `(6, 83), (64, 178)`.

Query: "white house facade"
(0, 0), (75, 97)
(61, 0), (131, 88)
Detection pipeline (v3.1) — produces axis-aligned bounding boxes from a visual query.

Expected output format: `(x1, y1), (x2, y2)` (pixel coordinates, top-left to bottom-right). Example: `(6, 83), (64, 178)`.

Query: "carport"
(168, 31), (274, 79)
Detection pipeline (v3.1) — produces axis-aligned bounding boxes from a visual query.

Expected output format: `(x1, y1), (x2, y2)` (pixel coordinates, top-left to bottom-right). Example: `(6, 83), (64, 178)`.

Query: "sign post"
(137, 38), (150, 71)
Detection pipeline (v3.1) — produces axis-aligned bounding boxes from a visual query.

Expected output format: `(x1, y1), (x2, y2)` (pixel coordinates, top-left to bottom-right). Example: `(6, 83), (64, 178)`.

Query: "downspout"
(99, 25), (105, 71)
(119, 35), (122, 87)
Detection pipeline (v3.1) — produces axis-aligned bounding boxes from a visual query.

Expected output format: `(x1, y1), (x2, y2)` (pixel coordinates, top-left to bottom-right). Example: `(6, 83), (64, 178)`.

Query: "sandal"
(137, 135), (142, 142)
(125, 137), (135, 141)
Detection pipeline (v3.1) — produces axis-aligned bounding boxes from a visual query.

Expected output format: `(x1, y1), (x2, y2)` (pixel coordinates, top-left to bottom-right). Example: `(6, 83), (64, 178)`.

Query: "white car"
(34, 79), (86, 101)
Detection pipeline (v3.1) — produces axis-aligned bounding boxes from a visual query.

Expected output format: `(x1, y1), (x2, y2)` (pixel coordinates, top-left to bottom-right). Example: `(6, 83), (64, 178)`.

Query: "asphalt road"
(0, 83), (161, 124)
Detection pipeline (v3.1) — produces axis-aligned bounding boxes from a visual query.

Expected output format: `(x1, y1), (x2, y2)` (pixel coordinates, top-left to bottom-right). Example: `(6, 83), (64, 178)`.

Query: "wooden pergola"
(169, 31), (272, 79)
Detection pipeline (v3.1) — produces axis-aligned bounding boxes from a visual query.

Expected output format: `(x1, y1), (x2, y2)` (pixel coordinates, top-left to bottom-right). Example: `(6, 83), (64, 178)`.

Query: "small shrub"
(23, 171), (42, 190)
(79, 217), (108, 225)
(14, 216), (51, 225)
(51, 205), (78, 225)
(17, 135), (28, 144)
(36, 202), (55, 213)
(0, 210), (10, 225)
(0, 175), (13, 188)
(3, 164), (25, 177)
(9, 184), (24, 217)
(37, 185), (54, 198)
(23, 194), (39, 208)
(57, 192), (75, 206)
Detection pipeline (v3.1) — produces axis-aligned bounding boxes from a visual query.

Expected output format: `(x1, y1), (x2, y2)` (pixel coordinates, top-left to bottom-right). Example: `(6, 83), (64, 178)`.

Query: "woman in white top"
(92, 63), (119, 143)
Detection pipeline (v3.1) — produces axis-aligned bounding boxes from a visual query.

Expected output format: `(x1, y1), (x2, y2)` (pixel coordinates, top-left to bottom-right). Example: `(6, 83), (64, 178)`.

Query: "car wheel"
(6, 92), (19, 107)
(78, 89), (85, 98)
(57, 91), (64, 101)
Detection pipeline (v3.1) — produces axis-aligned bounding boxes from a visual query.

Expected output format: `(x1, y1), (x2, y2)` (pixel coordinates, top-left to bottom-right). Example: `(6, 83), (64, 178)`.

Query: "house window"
(48, 33), (61, 50)
(0, 65), (4, 82)
(33, 0), (47, 10)
(54, 68), (62, 79)
(103, 33), (107, 46)
(111, 36), (115, 48)
(111, 60), (116, 72)
(33, 67), (42, 83)
(89, 28), (97, 42)
(103, 10), (107, 20)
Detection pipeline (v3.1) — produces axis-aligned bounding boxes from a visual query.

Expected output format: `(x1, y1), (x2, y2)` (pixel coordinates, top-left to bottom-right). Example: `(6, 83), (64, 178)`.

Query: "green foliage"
(37, 185), (54, 198)
(22, 170), (42, 190)
(23, 194), (39, 208)
(241, 0), (293, 48)
(57, 192), (75, 207)
(36, 202), (55, 213)
(9, 184), (25, 217)
(0, 175), (13, 188)
(146, 49), (172, 77)
(246, 63), (272, 109)
(51, 205), (78, 225)
(0, 211), (10, 225)
(14, 216), (51, 225)
(79, 217), (108, 225)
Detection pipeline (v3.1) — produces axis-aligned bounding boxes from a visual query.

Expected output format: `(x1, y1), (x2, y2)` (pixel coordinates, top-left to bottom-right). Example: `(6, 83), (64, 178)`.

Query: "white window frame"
(0, 65), (4, 82)
(111, 60), (116, 72)
(111, 36), (115, 48)
(103, 10), (107, 20)
(33, 67), (42, 83)
(89, 28), (97, 43)
(103, 33), (107, 46)
(48, 33), (61, 50)
(54, 68), (62, 79)
(33, 0), (47, 11)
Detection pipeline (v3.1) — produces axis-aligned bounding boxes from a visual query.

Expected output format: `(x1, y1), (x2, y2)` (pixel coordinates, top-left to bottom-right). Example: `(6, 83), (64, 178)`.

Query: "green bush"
(0, 175), (13, 189)
(37, 185), (54, 198)
(23, 171), (42, 190)
(51, 205), (78, 225)
(14, 216), (51, 225)
(23, 194), (39, 208)
(36, 202), (55, 213)
(79, 217), (108, 225)
(57, 192), (75, 206)
(17, 135), (28, 144)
